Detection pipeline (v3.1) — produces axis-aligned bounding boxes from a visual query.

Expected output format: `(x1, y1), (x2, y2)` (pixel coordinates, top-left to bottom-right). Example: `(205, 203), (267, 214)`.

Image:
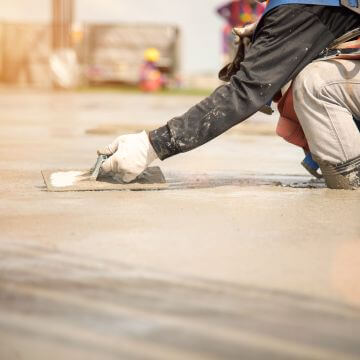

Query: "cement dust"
(50, 171), (85, 187)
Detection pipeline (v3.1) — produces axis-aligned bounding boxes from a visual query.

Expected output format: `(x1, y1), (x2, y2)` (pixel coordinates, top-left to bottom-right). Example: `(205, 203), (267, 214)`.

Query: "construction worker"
(98, 1), (360, 189)
(139, 48), (164, 92)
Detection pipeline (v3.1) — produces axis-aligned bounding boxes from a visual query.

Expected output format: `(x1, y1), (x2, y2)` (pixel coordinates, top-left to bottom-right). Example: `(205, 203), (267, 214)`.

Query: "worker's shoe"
(314, 155), (360, 189)
(301, 152), (322, 179)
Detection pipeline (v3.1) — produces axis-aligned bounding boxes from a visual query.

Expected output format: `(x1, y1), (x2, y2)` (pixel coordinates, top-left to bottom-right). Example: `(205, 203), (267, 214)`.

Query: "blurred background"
(0, 0), (264, 91)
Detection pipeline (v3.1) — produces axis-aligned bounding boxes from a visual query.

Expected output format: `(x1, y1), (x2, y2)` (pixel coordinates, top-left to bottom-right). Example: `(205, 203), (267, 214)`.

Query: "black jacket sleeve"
(149, 5), (360, 160)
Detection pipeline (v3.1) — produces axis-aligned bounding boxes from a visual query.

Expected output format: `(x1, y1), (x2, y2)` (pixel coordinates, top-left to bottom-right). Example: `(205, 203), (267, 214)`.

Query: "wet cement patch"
(41, 169), (326, 193)
(164, 171), (326, 190)
(42, 167), (168, 192)
(1, 241), (360, 360)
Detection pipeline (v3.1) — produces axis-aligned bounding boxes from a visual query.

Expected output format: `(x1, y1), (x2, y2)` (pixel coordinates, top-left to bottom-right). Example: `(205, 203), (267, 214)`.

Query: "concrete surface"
(1, 89), (360, 360)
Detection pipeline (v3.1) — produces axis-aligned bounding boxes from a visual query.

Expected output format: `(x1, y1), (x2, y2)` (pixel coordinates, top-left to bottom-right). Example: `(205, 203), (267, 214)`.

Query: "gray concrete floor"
(1, 89), (360, 360)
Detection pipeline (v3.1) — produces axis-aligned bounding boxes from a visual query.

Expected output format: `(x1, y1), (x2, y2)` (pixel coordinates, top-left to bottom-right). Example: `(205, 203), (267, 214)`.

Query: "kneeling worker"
(98, 0), (360, 189)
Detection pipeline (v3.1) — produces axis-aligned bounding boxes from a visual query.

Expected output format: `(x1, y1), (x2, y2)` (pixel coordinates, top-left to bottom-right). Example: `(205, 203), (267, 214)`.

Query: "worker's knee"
(292, 62), (327, 106)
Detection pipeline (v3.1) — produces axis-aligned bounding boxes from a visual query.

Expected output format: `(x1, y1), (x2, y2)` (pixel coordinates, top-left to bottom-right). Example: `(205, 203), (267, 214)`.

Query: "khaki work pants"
(293, 59), (360, 165)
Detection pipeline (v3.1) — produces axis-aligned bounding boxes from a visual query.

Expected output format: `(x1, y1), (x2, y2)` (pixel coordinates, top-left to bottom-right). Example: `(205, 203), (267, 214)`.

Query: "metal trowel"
(41, 154), (168, 192)
(89, 154), (108, 181)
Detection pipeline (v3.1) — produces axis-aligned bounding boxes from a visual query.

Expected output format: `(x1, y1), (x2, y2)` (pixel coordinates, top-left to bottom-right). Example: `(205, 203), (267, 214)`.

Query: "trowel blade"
(41, 166), (168, 192)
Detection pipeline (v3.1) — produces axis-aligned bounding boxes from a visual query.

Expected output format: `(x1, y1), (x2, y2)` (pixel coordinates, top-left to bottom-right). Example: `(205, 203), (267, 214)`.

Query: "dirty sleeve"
(149, 5), (360, 160)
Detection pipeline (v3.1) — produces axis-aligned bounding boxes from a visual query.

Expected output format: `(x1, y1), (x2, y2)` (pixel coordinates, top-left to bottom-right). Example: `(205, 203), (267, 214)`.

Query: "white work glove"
(233, 21), (259, 41)
(98, 131), (158, 183)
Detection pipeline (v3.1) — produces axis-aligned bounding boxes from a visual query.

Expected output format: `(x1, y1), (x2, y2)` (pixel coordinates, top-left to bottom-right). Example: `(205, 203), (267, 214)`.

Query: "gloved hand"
(219, 21), (258, 82)
(233, 21), (259, 42)
(98, 131), (158, 183)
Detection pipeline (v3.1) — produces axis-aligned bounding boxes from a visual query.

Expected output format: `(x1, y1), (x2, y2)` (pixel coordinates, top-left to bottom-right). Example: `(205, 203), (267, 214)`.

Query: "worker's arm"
(148, 4), (359, 159)
(99, 5), (360, 182)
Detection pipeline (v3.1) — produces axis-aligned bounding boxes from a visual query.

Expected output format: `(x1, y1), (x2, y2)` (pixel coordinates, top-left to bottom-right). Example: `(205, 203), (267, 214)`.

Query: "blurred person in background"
(217, 0), (265, 64)
(98, 0), (360, 190)
(139, 48), (165, 92)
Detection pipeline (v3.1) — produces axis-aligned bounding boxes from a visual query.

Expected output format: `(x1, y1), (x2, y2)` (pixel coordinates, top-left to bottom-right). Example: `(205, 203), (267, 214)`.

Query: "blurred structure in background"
(50, 0), (80, 89)
(84, 24), (180, 87)
(52, 0), (74, 49)
(0, 0), (181, 90)
(216, 0), (265, 64)
(0, 21), (52, 87)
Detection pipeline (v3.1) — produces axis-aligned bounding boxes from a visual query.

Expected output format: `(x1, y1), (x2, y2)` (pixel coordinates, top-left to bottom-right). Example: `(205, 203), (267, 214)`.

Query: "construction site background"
(0, 22), (187, 89)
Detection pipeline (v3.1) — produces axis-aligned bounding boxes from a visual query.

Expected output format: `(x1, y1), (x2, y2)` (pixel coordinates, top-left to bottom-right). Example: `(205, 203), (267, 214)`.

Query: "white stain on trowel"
(50, 171), (84, 187)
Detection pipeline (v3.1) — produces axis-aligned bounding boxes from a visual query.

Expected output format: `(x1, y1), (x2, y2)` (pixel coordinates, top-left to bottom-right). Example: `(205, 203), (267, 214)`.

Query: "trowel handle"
(90, 154), (108, 181)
